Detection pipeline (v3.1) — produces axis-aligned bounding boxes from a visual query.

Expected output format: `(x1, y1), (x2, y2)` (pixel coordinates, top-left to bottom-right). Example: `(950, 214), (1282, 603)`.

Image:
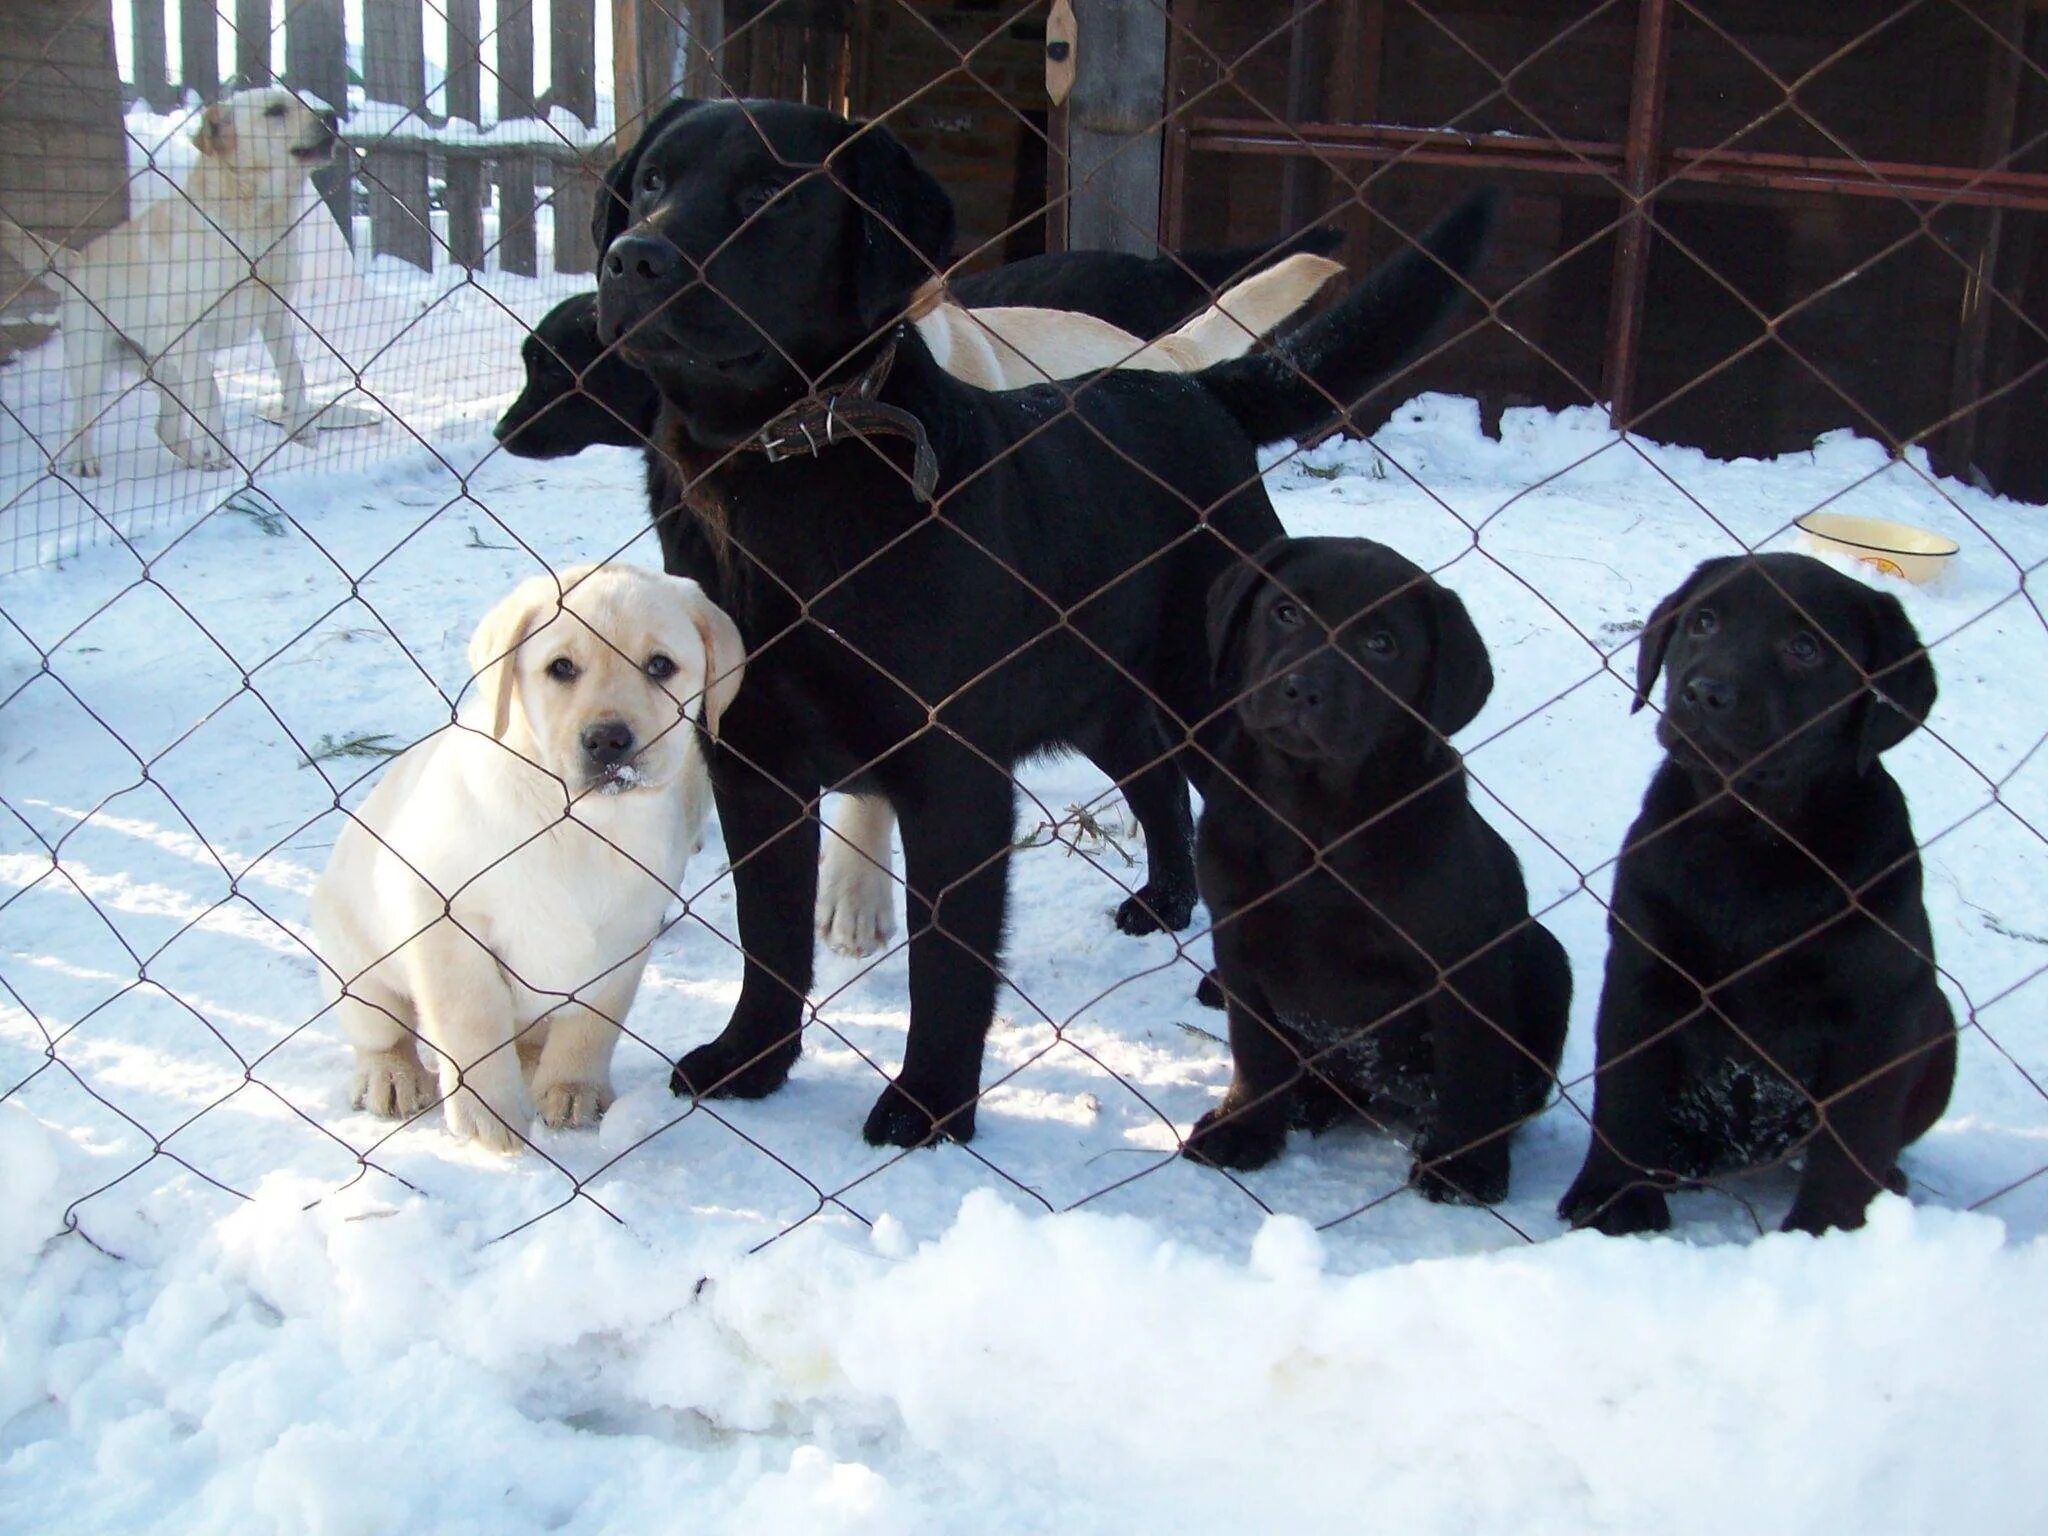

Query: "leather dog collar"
(750, 337), (940, 502)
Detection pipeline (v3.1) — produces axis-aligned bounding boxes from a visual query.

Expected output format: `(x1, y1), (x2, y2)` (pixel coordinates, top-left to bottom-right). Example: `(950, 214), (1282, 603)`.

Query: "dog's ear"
(1206, 540), (1288, 694)
(466, 575), (565, 744)
(193, 101), (236, 160)
(593, 97), (707, 258)
(831, 123), (956, 330)
(1855, 588), (1937, 773)
(678, 581), (747, 738)
(1418, 579), (1493, 741)
(1633, 556), (1738, 713)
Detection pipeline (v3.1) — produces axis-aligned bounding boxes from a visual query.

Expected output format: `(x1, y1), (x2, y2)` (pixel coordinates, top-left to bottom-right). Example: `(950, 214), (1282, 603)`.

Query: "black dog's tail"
(1199, 192), (1494, 448)
(1169, 225), (1345, 294)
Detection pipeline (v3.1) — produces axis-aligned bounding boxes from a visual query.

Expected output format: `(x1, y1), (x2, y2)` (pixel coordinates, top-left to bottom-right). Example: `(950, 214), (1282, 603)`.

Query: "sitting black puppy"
(494, 293), (660, 457)
(1186, 537), (1571, 1204)
(1558, 552), (1956, 1237)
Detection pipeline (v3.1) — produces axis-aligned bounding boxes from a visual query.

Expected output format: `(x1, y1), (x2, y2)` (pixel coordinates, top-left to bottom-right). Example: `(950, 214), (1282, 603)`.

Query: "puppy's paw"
(63, 450), (101, 478)
(535, 1079), (614, 1130)
(1114, 879), (1196, 937)
(670, 1034), (801, 1101)
(1182, 1106), (1286, 1171)
(816, 856), (897, 958)
(442, 1089), (529, 1155)
(352, 1049), (439, 1119)
(862, 1080), (978, 1148)
(1557, 1178), (1671, 1236)
(1411, 1145), (1510, 1206)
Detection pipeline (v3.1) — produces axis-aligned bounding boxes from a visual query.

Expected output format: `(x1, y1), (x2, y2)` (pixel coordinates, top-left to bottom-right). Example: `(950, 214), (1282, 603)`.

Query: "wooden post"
(550, 0), (599, 273)
(284, 0), (350, 239)
(180, 0), (219, 101)
(1067, 0), (1168, 254)
(444, 0), (486, 271)
(235, 0), (271, 85)
(1323, 0), (1384, 266)
(1278, 0), (1326, 237)
(132, 0), (176, 111)
(497, 0), (539, 277)
(1601, 0), (1673, 432)
(1941, 0), (2027, 481)
(363, 0), (432, 270)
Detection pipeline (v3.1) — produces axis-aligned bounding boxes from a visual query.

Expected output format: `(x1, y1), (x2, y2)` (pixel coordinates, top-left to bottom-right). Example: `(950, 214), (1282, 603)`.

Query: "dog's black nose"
(582, 720), (636, 765)
(1683, 676), (1734, 713)
(1280, 673), (1321, 710)
(604, 233), (683, 288)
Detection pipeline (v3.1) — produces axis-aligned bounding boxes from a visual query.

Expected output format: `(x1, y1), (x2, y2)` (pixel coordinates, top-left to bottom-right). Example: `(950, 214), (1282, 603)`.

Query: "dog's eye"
(546, 657), (579, 682)
(645, 654), (677, 680)
(1272, 600), (1301, 627)
(1687, 608), (1718, 637)
(735, 180), (790, 219)
(265, 103), (287, 120)
(1364, 629), (1398, 657)
(639, 168), (664, 195)
(1786, 630), (1822, 664)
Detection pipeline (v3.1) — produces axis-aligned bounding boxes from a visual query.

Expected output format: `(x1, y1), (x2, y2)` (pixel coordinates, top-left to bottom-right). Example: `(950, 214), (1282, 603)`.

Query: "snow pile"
(4, 249), (2048, 1523)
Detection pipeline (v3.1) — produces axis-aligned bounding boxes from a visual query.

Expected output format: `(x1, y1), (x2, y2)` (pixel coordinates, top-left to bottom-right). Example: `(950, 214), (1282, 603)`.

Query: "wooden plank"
(1324, 0), (1384, 265)
(235, 0), (271, 85)
(284, 0), (350, 238)
(1601, 0), (1673, 431)
(443, 0), (485, 271)
(132, 0), (175, 111)
(550, 0), (599, 273)
(1278, 0), (1325, 236)
(497, 0), (539, 276)
(1067, 0), (1169, 254)
(363, 0), (432, 270)
(180, 0), (219, 101)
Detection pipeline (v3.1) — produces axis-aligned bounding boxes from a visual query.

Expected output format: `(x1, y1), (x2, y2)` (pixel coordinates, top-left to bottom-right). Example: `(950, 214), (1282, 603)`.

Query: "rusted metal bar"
(1602, 0), (1673, 432)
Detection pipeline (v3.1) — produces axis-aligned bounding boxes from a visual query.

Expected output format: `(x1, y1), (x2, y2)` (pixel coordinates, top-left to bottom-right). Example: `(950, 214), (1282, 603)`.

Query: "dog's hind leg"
(60, 325), (109, 476)
(862, 753), (1017, 1147)
(1083, 710), (1196, 936)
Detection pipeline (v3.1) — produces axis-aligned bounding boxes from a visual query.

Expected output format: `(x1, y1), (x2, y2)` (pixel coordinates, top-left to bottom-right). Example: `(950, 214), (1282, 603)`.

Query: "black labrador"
(492, 232), (1343, 458)
(595, 97), (1491, 1146)
(1558, 552), (1955, 1236)
(1185, 537), (1570, 1203)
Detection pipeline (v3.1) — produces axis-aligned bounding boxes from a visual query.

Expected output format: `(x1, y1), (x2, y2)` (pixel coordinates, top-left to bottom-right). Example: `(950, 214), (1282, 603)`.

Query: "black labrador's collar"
(749, 336), (939, 502)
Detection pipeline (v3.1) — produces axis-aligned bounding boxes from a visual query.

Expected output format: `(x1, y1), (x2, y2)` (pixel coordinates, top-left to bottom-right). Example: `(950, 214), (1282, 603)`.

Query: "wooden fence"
(121, 0), (615, 276)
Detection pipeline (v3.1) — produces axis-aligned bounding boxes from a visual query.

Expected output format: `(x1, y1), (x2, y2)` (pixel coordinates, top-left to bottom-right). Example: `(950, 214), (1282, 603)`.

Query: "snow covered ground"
(5, 233), (2048, 1529)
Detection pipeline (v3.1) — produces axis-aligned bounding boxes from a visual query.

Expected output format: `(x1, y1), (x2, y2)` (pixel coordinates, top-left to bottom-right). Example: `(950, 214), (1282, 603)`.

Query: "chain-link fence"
(2, 0), (2045, 1270)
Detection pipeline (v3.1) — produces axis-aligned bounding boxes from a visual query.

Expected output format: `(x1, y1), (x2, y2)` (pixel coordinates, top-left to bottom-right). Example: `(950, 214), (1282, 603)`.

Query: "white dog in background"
(0, 86), (335, 475)
(311, 564), (744, 1154)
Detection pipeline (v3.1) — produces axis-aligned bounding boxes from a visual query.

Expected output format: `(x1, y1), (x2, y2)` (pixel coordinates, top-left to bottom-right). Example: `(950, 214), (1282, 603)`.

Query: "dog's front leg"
(1557, 932), (1697, 1234)
(671, 739), (820, 1102)
(61, 332), (107, 476)
(1183, 931), (1294, 1171)
(402, 919), (529, 1154)
(1414, 950), (1525, 1205)
(817, 795), (898, 958)
(862, 756), (1016, 1147)
(1086, 710), (1197, 936)
(530, 950), (646, 1130)
(1780, 1003), (1928, 1235)
(256, 289), (315, 438)
(155, 350), (232, 470)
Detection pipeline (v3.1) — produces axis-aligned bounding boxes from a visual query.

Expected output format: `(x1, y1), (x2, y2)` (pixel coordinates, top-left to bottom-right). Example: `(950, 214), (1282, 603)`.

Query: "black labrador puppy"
(1558, 552), (1955, 1236)
(492, 232), (1343, 458)
(1186, 537), (1570, 1203)
(595, 97), (1490, 1146)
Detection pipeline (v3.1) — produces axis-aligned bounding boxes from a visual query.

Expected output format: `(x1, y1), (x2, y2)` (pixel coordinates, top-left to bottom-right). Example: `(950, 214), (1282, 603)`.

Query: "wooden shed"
(0, 0), (130, 360)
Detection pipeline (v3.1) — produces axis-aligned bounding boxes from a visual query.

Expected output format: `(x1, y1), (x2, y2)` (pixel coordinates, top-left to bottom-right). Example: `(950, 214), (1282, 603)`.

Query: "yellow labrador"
(311, 564), (744, 1154)
(0, 87), (335, 475)
(809, 253), (1345, 959)
(913, 252), (1344, 390)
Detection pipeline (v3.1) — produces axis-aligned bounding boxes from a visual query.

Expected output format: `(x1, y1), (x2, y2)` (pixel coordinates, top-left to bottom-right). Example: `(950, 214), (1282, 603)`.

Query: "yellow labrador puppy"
(311, 564), (744, 1154)
(0, 86), (335, 475)
(811, 252), (1346, 958)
